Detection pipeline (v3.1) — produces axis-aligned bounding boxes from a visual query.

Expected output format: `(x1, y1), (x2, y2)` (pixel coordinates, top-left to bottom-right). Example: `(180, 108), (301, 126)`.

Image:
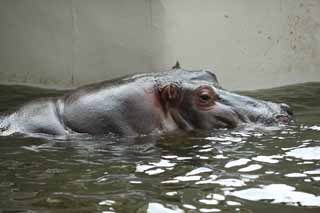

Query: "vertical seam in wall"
(147, 0), (153, 70)
(148, 0), (153, 28)
(145, 0), (154, 70)
(71, 0), (77, 86)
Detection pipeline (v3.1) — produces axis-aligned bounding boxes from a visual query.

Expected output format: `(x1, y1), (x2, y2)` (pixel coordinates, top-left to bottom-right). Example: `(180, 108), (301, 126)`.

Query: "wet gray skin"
(0, 69), (292, 137)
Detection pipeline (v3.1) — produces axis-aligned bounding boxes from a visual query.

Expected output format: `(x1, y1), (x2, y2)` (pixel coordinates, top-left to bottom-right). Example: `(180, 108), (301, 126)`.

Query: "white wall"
(152, 0), (320, 90)
(0, 0), (153, 87)
(0, 0), (319, 90)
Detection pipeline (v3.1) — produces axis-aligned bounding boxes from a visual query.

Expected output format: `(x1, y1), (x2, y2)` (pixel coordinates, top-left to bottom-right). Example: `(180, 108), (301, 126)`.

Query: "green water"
(0, 82), (320, 213)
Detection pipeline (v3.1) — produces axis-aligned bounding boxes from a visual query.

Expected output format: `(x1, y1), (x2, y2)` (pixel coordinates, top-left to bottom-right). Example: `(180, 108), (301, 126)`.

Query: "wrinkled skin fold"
(0, 69), (293, 137)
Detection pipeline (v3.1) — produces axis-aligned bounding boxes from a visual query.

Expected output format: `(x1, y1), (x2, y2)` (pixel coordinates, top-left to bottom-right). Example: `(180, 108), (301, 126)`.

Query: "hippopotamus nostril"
(280, 103), (293, 116)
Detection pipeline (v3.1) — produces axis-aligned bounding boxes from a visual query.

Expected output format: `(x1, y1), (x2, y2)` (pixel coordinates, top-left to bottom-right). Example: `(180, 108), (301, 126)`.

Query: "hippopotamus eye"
(194, 86), (216, 108)
(199, 93), (211, 102)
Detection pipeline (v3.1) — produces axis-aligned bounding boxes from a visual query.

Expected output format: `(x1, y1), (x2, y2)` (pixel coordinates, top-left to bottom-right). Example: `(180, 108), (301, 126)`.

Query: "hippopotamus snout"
(279, 103), (293, 118)
(252, 101), (293, 125)
(217, 89), (293, 126)
(265, 102), (293, 124)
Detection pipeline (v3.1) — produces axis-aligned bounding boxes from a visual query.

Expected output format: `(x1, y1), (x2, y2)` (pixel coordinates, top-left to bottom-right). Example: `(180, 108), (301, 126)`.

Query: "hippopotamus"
(0, 64), (292, 137)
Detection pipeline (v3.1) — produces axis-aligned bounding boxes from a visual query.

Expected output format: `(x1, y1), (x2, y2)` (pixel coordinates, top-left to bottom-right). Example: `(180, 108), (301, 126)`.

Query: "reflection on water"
(0, 82), (320, 212)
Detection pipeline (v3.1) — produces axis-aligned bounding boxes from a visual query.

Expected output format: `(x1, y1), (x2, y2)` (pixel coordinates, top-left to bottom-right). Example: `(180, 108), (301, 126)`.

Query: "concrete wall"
(0, 0), (319, 90)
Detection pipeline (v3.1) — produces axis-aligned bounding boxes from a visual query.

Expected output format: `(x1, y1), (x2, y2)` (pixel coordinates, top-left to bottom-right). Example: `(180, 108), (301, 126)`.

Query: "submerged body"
(0, 69), (292, 137)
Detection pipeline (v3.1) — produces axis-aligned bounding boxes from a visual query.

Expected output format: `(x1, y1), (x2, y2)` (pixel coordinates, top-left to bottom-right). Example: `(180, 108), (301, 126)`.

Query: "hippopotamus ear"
(159, 83), (179, 103)
(172, 61), (181, 69)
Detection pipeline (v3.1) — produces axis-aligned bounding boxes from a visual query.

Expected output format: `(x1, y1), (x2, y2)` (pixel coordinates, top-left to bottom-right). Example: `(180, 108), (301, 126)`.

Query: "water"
(0, 82), (320, 213)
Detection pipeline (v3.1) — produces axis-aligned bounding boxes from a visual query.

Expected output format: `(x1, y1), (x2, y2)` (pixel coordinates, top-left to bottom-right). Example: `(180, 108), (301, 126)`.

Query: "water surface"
(0, 82), (320, 212)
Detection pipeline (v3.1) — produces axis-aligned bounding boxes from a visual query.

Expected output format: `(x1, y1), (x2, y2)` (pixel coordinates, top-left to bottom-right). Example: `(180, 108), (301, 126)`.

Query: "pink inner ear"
(160, 84), (178, 101)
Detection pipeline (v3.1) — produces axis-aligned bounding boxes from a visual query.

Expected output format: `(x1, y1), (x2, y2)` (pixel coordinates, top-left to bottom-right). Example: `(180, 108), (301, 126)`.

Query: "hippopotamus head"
(156, 69), (293, 130)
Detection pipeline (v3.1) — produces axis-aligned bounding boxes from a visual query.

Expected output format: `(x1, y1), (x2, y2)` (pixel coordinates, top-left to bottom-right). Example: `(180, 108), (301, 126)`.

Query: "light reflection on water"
(0, 82), (320, 212)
